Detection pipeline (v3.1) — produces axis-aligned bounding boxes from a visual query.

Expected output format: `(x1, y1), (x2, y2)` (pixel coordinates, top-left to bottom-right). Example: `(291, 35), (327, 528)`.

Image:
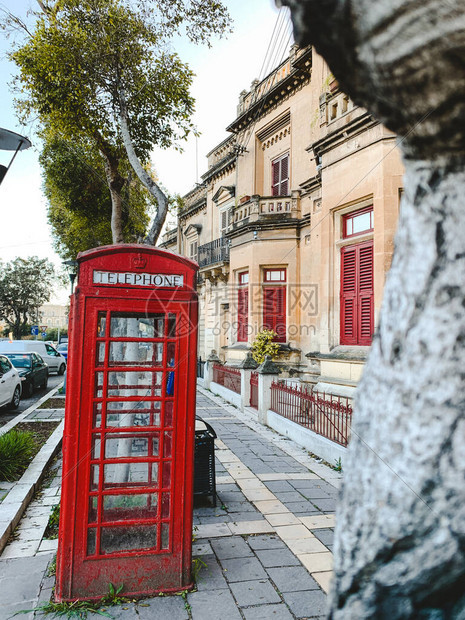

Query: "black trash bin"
(194, 415), (217, 506)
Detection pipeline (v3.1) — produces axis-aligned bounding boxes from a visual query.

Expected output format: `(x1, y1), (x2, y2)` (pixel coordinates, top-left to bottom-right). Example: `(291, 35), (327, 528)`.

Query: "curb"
(0, 383), (64, 437)
(0, 420), (64, 555)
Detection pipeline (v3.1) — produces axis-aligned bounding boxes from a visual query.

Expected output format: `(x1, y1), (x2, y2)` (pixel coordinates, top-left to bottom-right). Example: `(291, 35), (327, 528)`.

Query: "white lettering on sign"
(93, 271), (184, 288)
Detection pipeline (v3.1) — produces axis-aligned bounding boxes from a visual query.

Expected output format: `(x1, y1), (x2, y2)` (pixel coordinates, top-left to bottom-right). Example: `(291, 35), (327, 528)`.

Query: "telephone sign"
(55, 244), (198, 601)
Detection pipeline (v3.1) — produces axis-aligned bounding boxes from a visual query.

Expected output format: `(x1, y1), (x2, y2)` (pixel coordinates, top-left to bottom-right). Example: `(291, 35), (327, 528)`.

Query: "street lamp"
(0, 128), (32, 186)
(63, 260), (78, 295)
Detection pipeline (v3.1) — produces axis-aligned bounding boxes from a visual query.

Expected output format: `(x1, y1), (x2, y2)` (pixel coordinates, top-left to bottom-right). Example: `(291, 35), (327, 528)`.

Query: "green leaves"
(9, 0), (231, 244)
(251, 329), (280, 364)
(39, 131), (151, 258)
(0, 257), (57, 339)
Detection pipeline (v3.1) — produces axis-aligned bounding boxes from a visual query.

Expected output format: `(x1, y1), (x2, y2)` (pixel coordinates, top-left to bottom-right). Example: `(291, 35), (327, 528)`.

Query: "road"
(0, 372), (64, 427)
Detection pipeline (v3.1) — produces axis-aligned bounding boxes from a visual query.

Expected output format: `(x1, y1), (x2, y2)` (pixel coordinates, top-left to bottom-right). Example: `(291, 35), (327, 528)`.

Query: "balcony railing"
(198, 237), (230, 268)
(231, 193), (301, 229)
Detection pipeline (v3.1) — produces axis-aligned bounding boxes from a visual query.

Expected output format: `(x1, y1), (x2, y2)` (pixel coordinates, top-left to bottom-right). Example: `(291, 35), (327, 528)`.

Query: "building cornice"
(299, 175), (322, 196)
(212, 185), (236, 203)
(180, 186), (207, 220)
(309, 112), (379, 158)
(201, 153), (236, 185)
(226, 216), (306, 240)
(227, 46), (312, 134)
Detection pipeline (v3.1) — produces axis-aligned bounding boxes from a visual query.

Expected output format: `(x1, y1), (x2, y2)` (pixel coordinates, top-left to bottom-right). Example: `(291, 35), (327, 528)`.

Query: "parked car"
(3, 352), (49, 397)
(0, 341), (66, 375)
(56, 342), (68, 361)
(0, 354), (22, 409)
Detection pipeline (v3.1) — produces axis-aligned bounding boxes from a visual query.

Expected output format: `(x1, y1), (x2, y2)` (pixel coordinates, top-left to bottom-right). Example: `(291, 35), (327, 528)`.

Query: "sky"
(0, 0), (289, 301)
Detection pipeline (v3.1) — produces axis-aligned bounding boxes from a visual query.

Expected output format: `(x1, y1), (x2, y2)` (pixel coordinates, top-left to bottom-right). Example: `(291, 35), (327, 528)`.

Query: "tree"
(280, 0), (465, 617)
(39, 131), (151, 259)
(9, 0), (231, 245)
(0, 257), (57, 339)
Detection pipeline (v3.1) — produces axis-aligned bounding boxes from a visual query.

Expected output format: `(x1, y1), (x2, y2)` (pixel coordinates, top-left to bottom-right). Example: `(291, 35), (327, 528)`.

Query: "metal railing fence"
(212, 363), (241, 395)
(270, 381), (353, 446)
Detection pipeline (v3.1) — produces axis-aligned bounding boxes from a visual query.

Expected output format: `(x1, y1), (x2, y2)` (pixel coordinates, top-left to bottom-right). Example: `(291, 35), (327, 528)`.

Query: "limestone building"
(160, 45), (404, 395)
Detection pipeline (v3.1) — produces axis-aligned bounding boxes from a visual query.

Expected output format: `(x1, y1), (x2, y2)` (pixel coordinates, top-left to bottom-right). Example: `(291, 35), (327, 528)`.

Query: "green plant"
(177, 590), (191, 613)
(14, 600), (112, 618)
(44, 504), (60, 540)
(0, 429), (37, 481)
(100, 584), (128, 606)
(192, 557), (207, 582)
(251, 329), (280, 364)
(333, 457), (342, 472)
(47, 555), (57, 577)
(15, 584), (128, 618)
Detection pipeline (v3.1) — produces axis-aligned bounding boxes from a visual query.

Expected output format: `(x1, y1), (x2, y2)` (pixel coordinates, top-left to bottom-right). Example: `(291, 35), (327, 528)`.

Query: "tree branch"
(118, 87), (169, 246)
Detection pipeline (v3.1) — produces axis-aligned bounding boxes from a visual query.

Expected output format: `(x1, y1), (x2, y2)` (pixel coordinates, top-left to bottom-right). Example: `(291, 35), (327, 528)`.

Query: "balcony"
(198, 238), (230, 284)
(198, 237), (230, 267)
(230, 191), (301, 233)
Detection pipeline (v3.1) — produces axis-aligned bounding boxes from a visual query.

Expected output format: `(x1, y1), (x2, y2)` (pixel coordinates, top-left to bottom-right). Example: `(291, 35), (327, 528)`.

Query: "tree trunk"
(118, 89), (169, 245)
(101, 150), (125, 244)
(279, 0), (465, 617)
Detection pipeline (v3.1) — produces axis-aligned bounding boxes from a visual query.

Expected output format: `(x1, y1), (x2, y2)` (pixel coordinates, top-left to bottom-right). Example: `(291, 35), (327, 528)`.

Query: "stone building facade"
(160, 45), (404, 396)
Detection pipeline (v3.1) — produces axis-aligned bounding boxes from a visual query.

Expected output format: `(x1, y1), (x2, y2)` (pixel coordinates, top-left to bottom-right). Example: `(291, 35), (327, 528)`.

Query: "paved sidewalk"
(1, 386), (341, 620)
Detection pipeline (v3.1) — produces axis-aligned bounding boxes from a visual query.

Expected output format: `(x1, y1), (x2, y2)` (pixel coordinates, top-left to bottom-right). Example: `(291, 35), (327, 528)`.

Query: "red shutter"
(358, 243), (374, 345)
(237, 287), (248, 342)
(271, 154), (289, 196)
(340, 247), (357, 344)
(340, 241), (373, 345)
(272, 160), (280, 196)
(280, 155), (289, 195)
(263, 287), (286, 343)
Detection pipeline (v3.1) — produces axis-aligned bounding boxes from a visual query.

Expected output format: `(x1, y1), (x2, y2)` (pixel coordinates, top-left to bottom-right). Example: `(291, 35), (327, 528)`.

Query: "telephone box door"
(58, 291), (197, 599)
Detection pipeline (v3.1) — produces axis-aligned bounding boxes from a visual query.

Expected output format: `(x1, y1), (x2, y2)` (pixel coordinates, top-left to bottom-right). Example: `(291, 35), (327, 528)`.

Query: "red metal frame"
(270, 381), (352, 446)
(237, 272), (249, 343)
(342, 205), (373, 239)
(212, 363), (241, 395)
(249, 371), (258, 409)
(56, 245), (198, 601)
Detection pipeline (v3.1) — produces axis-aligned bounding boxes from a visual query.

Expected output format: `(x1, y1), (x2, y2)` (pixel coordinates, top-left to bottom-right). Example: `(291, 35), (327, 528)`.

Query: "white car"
(0, 354), (22, 409)
(0, 341), (66, 375)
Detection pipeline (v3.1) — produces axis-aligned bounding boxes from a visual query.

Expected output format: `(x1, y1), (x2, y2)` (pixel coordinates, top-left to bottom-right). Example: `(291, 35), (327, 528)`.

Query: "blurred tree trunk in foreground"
(280, 1), (465, 617)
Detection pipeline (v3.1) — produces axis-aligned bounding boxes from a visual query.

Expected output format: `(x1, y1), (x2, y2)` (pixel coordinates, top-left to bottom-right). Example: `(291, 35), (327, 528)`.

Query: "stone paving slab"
(0, 422), (63, 555)
(0, 552), (54, 619)
(229, 578), (281, 606)
(189, 588), (243, 620)
(0, 386), (340, 620)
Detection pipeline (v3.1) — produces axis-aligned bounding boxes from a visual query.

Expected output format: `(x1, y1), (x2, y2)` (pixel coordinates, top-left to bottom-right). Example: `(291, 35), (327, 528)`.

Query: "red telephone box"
(55, 245), (198, 601)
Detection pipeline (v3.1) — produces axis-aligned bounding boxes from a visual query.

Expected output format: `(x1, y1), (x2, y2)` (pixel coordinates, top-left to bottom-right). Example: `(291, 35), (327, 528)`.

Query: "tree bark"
(100, 149), (125, 244)
(118, 89), (169, 246)
(279, 1), (465, 617)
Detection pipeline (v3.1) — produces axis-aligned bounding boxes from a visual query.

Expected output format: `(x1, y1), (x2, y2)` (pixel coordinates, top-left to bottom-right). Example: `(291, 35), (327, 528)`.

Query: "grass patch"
(16, 583), (130, 618)
(0, 422), (59, 482)
(38, 397), (66, 410)
(0, 429), (36, 481)
(44, 504), (60, 540)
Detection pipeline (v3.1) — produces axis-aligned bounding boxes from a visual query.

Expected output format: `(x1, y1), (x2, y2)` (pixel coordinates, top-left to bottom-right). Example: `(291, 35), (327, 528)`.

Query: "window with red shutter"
(271, 153), (289, 196)
(237, 272), (249, 342)
(263, 269), (286, 343)
(340, 241), (373, 345)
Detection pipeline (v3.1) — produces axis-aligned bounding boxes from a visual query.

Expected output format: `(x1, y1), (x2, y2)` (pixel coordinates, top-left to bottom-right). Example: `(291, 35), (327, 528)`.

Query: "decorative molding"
(227, 47), (312, 134)
(201, 154), (236, 185)
(308, 111), (379, 158)
(212, 185), (236, 204)
(256, 110), (291, 142)
(261, 126), (291, 151)
(184, 224), (202, 237)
